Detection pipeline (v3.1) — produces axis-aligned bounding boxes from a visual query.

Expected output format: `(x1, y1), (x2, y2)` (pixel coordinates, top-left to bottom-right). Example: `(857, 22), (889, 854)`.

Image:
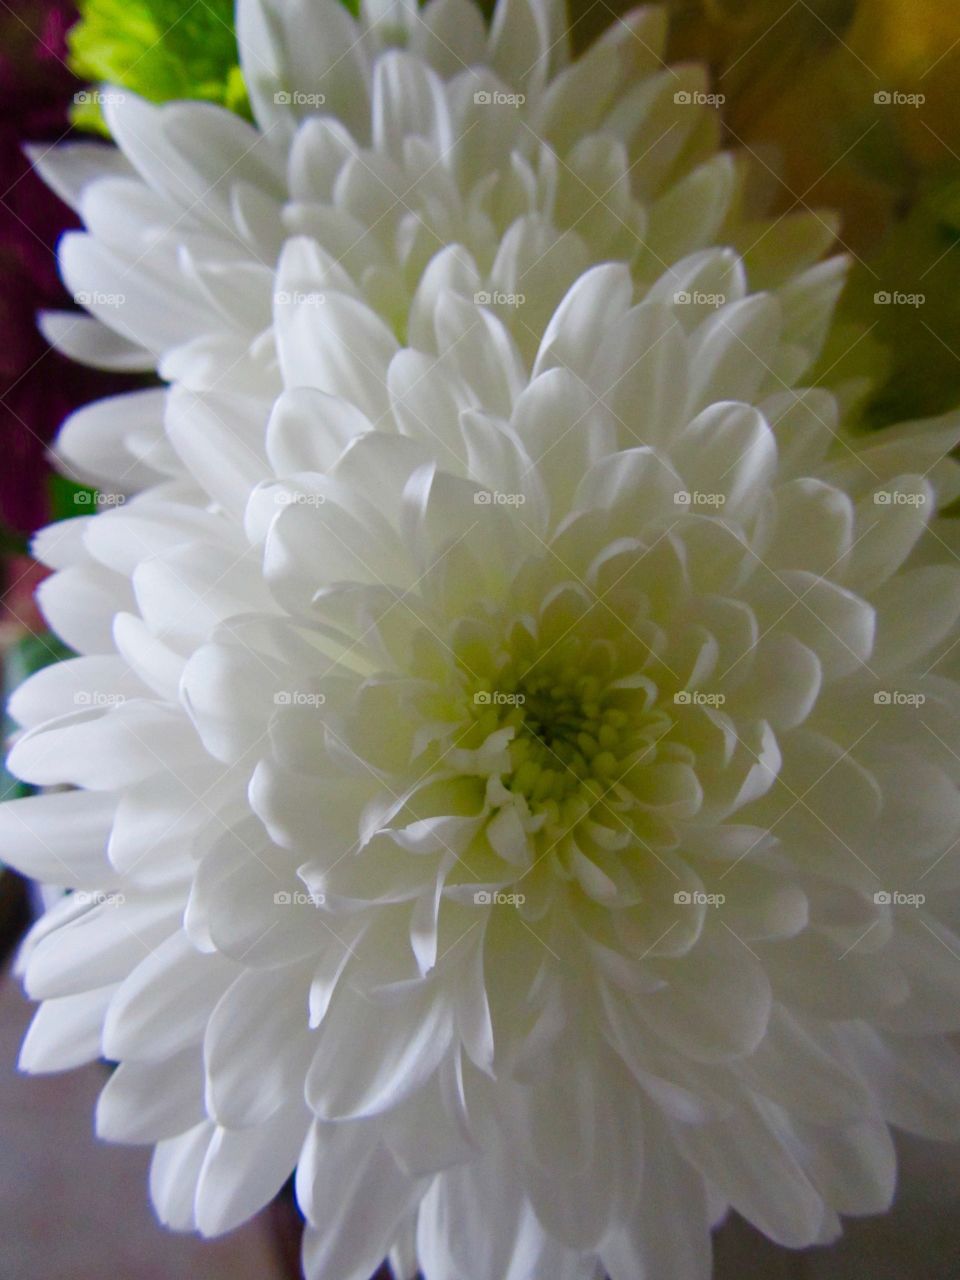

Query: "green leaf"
(1, 631), (73, 805)
(68, 0), (251, 132)
(48, 472), (98, 522)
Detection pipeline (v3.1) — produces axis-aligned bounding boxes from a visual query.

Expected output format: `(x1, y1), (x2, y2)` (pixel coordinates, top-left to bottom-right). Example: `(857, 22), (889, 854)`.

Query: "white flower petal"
(276, 290), (398, 421)
(195, 1103), (309, 1236)
(24, 892), (182, 1000)
(634, 929), (773, 1063)
(149, 1121), (214, 1232)
(103, 931), (239, 1062)
(38, 311), (152, 371)
(0, 788), (118, 886)
(96, 1047), (205, 1143)
(19, 986), (116, 1073)
(306, 986), (454, 1120)
(205, 967), (315, 1128)
(55, 388), (170, 491)
(677, 1099), (826, 1247)
(301, 1136), (422, 1280)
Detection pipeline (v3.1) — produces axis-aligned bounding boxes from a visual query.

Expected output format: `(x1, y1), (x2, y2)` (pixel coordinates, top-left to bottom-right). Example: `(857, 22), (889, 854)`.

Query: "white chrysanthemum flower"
(33, 0), (841, 493)
(5, 258), (960, 1279)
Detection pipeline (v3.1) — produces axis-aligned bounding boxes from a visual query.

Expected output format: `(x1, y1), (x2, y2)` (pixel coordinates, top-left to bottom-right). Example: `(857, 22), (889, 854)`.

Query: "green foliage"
(838, 175), (960, 428)
(1, 631), (73, 803)
(47, 472), (97, 522)
(68, 0), (250, 133)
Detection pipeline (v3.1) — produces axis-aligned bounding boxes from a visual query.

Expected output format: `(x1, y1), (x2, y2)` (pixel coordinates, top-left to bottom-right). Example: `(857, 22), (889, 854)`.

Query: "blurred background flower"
(67, 0), (250, 133)
(649, 0), (960, 427)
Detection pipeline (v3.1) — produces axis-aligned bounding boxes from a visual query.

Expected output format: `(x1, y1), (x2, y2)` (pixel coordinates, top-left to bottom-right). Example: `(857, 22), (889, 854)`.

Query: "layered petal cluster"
(5, 251), (960, 1279)
(33, 0), (841, 493)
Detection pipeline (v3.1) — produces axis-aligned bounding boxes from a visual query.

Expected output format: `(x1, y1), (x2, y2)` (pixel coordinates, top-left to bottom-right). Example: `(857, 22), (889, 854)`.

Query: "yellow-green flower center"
(469, 656), (673, 830)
